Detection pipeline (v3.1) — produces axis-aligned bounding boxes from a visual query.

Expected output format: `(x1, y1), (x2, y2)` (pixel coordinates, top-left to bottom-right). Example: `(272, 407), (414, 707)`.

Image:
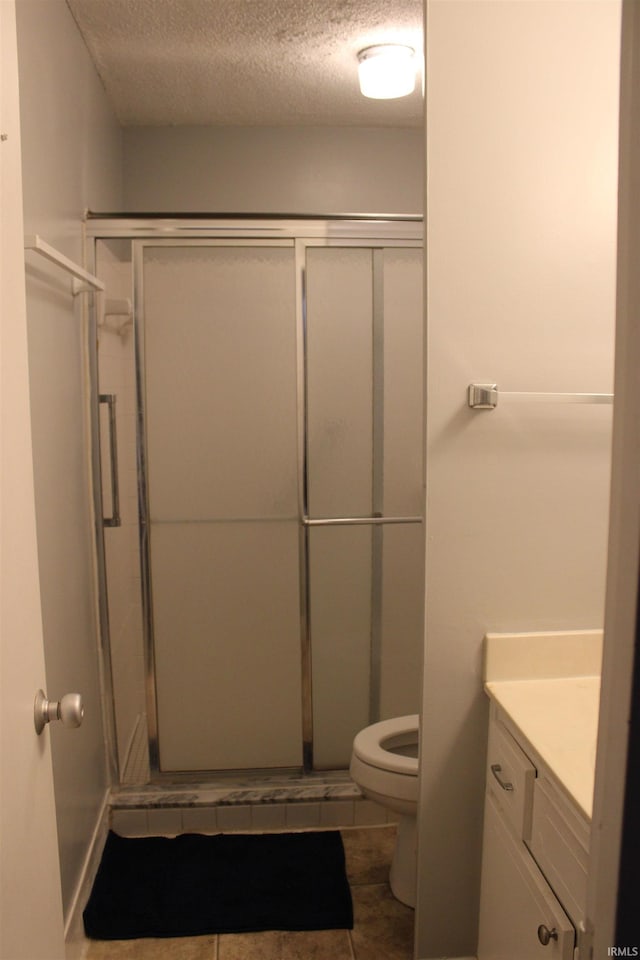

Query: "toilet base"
(389, 814), (417, 908)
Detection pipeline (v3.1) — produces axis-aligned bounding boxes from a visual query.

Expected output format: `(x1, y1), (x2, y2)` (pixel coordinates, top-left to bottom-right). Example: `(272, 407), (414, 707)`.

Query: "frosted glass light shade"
(358, 45), (416, 99)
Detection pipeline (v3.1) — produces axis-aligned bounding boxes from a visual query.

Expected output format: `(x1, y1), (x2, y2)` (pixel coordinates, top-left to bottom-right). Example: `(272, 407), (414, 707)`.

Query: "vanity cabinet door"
(478, 793), (575, 960)
(529, 776), (590, 925)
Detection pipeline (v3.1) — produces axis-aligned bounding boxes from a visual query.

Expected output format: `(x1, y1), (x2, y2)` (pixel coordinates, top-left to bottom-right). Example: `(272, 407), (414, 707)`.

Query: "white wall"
(15, 0), (122, 926)
(123, 125), (423, 215)
(417, 1), (620, 956)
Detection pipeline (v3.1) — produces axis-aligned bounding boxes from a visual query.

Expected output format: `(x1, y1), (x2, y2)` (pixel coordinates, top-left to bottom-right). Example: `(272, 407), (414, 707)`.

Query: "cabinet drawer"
(486, 717), (536, 842)
(478, 792), (575, 960)
(529, 777), (590, 924)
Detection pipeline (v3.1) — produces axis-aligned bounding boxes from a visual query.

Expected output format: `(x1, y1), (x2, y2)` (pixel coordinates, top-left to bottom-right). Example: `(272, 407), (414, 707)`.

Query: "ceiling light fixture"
(357, 44), (416, 100)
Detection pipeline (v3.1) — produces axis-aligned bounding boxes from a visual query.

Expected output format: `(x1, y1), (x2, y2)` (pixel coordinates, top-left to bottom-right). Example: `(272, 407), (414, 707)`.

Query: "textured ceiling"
(65, 0), (424, 127)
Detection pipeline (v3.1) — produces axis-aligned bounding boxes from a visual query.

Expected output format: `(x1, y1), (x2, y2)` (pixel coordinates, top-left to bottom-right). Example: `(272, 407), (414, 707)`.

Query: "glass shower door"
(304, 244), (424, 769)
(137, 241), (302, 774)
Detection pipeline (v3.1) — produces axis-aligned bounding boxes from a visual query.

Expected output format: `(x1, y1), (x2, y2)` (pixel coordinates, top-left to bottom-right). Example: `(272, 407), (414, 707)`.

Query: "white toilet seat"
(352, 714), (419, 776)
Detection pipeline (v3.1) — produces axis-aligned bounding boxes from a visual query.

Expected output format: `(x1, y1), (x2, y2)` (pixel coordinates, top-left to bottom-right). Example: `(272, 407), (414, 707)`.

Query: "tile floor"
(85, 824), (414, 960)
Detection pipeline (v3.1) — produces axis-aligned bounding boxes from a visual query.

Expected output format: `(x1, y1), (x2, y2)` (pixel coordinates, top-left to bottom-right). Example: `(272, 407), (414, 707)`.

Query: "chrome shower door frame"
(88, 216), (423, 784)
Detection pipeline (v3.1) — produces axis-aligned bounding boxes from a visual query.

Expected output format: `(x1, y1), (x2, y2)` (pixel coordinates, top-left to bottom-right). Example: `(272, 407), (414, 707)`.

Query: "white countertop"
(485, 675), (600, 820)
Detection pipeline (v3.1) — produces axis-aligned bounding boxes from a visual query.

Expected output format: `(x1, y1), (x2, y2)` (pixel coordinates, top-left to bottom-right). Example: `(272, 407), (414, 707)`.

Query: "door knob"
(34, 690), (84, 735)
(537, 924), (559, 946)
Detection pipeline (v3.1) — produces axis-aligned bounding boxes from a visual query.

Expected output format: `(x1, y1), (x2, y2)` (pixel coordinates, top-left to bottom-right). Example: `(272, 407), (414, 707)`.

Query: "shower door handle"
(99, 394), (121, 528)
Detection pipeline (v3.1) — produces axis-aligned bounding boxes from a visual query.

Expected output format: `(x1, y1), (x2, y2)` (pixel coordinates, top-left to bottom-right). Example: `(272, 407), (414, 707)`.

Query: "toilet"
(349, 714), (419, 908)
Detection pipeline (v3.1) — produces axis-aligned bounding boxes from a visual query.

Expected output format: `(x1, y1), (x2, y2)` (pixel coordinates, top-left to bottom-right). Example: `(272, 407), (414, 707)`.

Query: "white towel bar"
(468, 383), (614, 410)
(24, 234), (105, 295)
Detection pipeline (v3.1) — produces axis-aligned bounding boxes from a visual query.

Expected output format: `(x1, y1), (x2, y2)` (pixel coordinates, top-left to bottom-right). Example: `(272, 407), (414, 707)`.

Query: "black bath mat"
(83, 829), (353, 940)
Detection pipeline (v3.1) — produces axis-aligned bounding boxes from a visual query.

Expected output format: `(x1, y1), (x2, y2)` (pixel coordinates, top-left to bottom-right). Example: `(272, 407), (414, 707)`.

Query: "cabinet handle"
(537, 925), (559, 946)
(490, 763), (514, 792)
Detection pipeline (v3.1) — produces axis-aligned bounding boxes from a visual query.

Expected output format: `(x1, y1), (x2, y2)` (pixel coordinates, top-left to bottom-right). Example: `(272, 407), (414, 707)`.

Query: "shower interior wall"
(122, 125), (424, 216)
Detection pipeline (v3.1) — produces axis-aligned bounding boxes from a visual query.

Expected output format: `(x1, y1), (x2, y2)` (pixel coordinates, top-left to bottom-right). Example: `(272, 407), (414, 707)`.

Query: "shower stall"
(89, 217), (424, 786)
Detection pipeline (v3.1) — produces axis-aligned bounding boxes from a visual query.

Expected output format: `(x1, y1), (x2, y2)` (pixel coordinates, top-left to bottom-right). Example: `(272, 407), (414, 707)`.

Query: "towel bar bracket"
(72, 278), (98, 297)
(468, 383), (498, 409)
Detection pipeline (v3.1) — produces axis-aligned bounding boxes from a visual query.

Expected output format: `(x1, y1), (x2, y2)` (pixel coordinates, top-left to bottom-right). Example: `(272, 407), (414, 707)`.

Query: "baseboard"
(64, 788), (110, 960)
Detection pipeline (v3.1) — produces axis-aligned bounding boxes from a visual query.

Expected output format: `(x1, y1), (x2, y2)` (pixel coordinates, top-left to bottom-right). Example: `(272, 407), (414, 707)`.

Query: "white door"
(0, 3), (65, 958)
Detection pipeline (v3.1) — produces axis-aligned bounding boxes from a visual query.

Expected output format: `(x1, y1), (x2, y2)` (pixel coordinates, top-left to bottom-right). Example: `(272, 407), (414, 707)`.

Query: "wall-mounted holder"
(101, 298), (133, 335)
(34, 690), (84, 735)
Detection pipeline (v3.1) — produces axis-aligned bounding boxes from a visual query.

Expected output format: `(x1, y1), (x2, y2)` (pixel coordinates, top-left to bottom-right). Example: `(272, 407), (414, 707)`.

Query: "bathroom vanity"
(477, 631), (602, 959)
